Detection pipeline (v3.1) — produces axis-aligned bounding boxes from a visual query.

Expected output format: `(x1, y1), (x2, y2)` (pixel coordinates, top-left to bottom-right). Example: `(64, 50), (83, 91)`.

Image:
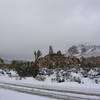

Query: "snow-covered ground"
(0, 68), (100, 100)
(0, 88), (57, 100)
(0, 68), (100, 89)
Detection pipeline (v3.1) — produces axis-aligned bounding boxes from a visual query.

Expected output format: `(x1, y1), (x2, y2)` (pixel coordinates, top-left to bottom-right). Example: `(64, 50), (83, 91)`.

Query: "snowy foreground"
(0, 68), (100, 90)
(0, 68), (100, 100)
(0, 88), (57, 100)
(0, 81), (100, 100)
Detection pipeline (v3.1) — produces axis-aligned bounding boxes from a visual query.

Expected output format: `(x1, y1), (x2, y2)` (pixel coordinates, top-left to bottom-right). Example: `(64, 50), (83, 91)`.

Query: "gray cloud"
(0, 0), (100, 60)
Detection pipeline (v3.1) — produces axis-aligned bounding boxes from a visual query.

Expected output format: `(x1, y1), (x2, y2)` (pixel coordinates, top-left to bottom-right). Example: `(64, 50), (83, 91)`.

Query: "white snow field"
(0, 75), (100, 100)
(0, 71), (100, 90)
(0, 69), (100, 100)
(0, 88), (57, 100)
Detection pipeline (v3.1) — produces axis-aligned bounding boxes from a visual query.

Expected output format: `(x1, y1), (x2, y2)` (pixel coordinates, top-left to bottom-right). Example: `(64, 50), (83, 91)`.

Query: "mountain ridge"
(67, 44), (100, 57)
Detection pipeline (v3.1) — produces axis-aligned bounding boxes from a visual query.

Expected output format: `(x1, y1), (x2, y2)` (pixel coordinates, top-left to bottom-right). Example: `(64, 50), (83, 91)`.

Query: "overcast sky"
(0, 0), (100, 60)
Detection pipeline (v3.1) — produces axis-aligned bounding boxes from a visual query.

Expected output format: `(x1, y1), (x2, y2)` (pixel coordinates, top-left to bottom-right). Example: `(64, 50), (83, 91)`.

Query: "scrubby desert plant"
(71, 76), (81, 83)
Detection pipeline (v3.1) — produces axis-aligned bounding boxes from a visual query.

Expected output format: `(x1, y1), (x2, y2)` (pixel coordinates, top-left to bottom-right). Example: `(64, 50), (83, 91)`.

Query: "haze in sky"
(0, 0), (100, 60)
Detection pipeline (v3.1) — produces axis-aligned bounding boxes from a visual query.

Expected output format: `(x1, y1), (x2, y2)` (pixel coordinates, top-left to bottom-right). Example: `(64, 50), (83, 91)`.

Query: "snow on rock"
(67, 44), (100, 57)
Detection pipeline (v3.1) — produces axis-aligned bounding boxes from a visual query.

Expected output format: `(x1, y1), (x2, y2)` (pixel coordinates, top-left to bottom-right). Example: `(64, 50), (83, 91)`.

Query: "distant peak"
(66, 44), (100, 58)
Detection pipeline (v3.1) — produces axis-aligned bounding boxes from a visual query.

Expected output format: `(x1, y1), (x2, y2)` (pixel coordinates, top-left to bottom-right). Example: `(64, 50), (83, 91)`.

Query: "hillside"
(67, 44), (100, 57)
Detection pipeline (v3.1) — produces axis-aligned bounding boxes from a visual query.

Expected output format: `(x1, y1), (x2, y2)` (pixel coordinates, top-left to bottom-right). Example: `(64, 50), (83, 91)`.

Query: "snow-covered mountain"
(67, 44), (100, 57)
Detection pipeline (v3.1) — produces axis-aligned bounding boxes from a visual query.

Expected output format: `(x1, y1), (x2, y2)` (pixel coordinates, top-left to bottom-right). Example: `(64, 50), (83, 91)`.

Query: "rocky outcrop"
(37, 45), (100, 68)
(38, 53), (80, 68)
(49, 46), (54, 55)
(86, 56), (100, 65)
(0, 58), (4, 64)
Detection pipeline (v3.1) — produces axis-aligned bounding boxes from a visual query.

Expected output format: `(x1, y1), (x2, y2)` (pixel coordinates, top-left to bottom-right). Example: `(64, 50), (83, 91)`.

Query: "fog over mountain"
(0, 0), (100, 60)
